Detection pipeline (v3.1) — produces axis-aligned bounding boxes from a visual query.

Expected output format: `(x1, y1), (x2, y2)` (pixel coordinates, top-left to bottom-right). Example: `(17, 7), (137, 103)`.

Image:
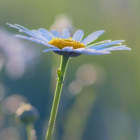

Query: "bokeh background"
(0, 0), (138, 140)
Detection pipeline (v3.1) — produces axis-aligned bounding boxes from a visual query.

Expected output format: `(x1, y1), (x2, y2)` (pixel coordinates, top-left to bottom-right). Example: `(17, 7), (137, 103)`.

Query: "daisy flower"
(7, 23), (131, 140)
(0, 27), (40, 79)
(7, 24), (131, 57)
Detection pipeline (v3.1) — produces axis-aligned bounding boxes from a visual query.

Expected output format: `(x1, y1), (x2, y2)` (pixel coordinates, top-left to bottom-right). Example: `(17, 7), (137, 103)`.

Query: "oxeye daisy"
(7, 23), (131, 57)
(7, 23), (131, 140)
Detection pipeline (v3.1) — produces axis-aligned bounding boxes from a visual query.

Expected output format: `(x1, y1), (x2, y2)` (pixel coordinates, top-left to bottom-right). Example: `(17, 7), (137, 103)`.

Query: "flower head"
(16, 103), (39, 124)
(0, 27), (40, 79)
(50, 14), (75, 35)
(7, 24), (131, 57)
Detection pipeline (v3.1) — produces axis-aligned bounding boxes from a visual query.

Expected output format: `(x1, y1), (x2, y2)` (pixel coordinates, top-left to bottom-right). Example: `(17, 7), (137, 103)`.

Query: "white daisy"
(7, 23), (131, 57)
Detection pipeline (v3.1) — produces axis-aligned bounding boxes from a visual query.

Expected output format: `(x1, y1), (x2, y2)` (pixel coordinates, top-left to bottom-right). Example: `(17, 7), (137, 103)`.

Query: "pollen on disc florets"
(49, 37), (85, 49)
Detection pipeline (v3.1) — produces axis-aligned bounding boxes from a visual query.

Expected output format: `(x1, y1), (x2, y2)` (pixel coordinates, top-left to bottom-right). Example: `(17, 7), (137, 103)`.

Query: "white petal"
(81, 30), (105, 46)
(43, 48), (60, 52)
(51, 29), (61, 38)
(7, 23), (45, 42)
(72, 48), (85, 53)
(87, 40), (111, 47)
(62, 29), (70, 39)
(38, 28), (54, 41)
(31, 30), (49, 42)
(73, 48), (111, 55)
(72, 30), (84, 42)
(53, 47), (74, 52)
(87, 40), (125, 49)
(16, 35), (46, 45)
(100, 45), (131, 51)
(14, 24), (32, 32)
(62, 47), (73, 51)
(16, 35), (57, 49)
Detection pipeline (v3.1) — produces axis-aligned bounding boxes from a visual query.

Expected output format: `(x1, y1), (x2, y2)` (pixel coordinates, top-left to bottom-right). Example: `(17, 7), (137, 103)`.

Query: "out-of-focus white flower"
(50, 14), (75, 35)
(76, 64), (97, 86)
(0, 28), (40, 80)
(0, 127), (20, 140)
(68, 80), (83, 95)
(1, 94), (27, 114)
(68, 63), (106, 95)
(76, 63), (107, 86)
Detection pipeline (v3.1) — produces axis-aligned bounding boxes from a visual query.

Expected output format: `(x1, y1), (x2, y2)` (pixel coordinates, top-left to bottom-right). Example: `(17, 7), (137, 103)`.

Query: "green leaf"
(57, 68), (63, 82)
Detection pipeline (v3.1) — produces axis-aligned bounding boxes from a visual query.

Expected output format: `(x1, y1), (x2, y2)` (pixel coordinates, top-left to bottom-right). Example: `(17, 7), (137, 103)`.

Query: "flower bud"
(16, 103), (39, 124)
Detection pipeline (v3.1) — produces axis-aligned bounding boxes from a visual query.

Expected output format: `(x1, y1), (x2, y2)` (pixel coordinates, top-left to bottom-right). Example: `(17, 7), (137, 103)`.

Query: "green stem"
(26, 124), (33, 140)
(45, 55), (69, 140)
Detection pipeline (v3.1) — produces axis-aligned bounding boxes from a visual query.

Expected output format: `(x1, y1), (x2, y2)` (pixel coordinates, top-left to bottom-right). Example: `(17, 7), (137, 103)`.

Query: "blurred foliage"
(0, 0), (139, 140)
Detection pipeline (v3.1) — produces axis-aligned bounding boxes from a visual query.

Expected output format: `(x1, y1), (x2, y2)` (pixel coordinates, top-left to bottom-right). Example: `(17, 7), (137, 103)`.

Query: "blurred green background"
(0, 0), (138, 140)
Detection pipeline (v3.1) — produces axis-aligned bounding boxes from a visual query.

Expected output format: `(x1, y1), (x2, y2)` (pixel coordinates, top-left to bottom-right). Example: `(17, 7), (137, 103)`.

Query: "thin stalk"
(45, 55), (69, 140)
(26, 124), (33, 140)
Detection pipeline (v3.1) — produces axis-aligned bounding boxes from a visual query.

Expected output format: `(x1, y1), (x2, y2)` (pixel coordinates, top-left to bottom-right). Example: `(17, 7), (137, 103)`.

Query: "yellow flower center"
(49, 37), (85, 49)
